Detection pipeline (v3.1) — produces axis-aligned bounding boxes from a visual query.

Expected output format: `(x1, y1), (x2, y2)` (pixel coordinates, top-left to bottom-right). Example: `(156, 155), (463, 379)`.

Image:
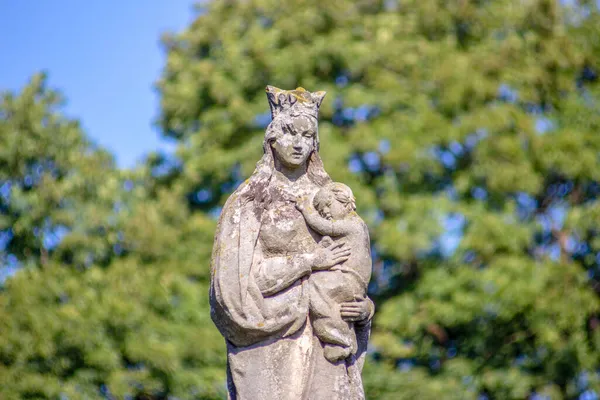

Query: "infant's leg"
(308, 271), (357, 362)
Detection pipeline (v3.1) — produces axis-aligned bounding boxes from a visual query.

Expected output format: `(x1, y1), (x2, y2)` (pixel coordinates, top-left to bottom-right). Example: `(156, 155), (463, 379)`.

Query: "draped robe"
(210, 179), (369, 399)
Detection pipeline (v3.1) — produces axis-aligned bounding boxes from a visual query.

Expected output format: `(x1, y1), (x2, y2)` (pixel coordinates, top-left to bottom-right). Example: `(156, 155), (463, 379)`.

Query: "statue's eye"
(302, 130), (314, 138)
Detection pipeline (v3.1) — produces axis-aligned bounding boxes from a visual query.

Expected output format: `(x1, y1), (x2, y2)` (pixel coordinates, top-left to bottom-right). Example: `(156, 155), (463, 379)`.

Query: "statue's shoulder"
(217, 181), (252, 227)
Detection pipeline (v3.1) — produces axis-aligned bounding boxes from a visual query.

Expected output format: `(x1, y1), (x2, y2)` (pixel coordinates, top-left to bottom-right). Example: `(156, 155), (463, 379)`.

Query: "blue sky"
(0, 1), (195, 168)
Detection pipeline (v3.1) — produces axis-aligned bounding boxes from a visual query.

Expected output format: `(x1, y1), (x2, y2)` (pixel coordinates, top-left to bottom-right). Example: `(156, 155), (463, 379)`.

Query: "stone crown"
(265, 85), (326, 119)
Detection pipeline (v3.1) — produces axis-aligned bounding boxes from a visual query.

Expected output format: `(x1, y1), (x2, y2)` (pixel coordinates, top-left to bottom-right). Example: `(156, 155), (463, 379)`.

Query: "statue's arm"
(253, 241), (314, 297)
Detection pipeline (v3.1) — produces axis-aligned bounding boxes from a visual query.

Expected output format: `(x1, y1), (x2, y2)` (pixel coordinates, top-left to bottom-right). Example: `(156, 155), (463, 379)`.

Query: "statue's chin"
(277, 157), (308, 169)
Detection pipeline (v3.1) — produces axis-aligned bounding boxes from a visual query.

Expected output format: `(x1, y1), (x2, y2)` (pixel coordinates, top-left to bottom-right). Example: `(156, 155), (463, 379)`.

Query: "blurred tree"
(155, 0), (600, 399)
(0, 210), (226, 399)
(0, 73), (118, 270)
(0, 77), (226, 398)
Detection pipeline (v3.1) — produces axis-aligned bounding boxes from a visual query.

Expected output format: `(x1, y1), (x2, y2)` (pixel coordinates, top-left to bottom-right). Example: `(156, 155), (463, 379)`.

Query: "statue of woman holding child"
(210, 86), (375, 399)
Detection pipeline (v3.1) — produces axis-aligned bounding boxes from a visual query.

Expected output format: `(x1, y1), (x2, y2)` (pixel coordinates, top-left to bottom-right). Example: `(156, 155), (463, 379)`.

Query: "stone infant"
(296, 182), (372, 363)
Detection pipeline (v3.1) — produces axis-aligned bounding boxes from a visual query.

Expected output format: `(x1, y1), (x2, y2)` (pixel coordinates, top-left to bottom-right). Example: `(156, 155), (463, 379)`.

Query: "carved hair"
(330, 182), (356, 211)
(239, 87), (331, 210)
(314, 182), (357, 212)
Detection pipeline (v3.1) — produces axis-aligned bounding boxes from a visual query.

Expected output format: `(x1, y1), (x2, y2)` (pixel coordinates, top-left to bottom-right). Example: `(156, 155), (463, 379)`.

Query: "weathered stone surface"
(210, 86), (374, 400)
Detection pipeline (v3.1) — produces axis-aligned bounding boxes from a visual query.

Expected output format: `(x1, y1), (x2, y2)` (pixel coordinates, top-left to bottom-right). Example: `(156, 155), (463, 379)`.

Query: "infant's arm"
(297, 203), (354, 237)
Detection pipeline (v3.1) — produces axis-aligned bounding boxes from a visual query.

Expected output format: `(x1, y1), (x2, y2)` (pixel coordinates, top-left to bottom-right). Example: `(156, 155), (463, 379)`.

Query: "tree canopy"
(2, 0), (600, 399)
(0, 75), (225, 399)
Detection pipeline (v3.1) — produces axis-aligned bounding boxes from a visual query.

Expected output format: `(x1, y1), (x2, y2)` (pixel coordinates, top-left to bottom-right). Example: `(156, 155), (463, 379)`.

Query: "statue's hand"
(311, 240), (351, 271)
(341, 295), (373, 323)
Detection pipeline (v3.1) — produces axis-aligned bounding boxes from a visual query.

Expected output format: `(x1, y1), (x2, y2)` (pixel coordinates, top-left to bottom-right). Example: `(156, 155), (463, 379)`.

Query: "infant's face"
(316, 192), (349, 220)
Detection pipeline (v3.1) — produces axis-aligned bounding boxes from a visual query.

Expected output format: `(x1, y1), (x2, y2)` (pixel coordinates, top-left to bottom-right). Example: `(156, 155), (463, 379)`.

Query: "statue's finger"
(334, 246), (351, 253)
(333, 249), (351, 257)
(330, 240), (346, 250)
(331, 248), (344, 254)
(333, 252), (350, 259)
(341, 311), (361, 317)
(333, 256), (350, 263)
(341, 301), (362, 307)
(341, 304), (363, 310)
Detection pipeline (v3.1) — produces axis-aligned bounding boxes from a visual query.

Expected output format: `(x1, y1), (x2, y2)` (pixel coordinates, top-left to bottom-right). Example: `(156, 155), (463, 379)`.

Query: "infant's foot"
(324, 344), (352, 363)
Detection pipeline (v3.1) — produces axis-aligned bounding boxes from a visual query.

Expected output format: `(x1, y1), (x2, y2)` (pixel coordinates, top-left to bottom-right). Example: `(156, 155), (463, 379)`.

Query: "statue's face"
(271, 114), (316, 168)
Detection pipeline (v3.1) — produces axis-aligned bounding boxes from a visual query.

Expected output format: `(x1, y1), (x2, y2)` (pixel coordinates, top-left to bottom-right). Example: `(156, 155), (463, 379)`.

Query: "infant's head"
(313, 182), (356, 220)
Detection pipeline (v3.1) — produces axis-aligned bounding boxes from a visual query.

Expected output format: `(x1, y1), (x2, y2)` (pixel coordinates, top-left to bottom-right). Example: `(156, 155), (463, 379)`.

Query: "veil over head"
(210, 86), (332, 346)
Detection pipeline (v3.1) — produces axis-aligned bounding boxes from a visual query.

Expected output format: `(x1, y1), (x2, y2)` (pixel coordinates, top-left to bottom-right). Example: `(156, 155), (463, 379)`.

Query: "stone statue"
(210, 86), (375, 400)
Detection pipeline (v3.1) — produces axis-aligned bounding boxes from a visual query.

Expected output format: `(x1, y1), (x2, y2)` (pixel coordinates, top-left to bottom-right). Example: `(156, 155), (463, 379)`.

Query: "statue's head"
(263, 86), (326, 170)
(240, 86), (331, 207)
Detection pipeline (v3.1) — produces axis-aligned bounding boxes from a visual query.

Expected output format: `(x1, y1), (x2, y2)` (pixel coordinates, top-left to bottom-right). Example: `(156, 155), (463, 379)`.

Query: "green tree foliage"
(0, 225), (225, 399)
(0, 73), (117, 269)
(1, 0), (600, 399)
(0, 77), (225, 399)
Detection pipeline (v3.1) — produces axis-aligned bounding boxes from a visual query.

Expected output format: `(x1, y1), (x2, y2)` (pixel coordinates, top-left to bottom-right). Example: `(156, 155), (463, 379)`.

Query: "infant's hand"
(294, 195), (310, 212)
